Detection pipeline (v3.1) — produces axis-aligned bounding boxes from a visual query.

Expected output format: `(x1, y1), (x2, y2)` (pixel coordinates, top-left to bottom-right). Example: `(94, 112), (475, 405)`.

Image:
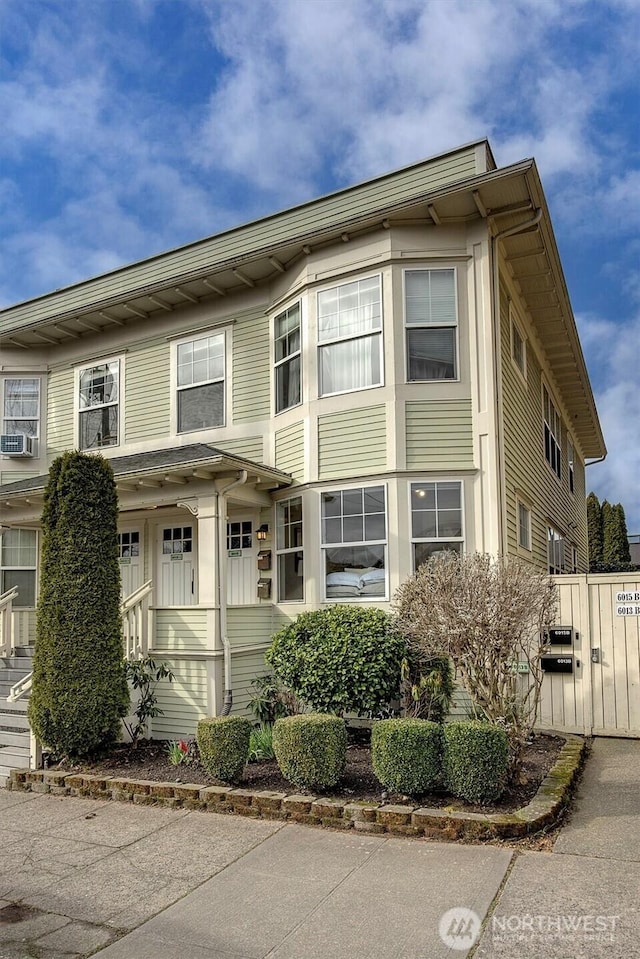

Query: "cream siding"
(230, 648), (270, 716)
(12, 609), (36, 645)
(405, 400), (474, 470)
(499, 278), (588, 571)
(218, 436), (264, 462)
(0, 471), (39, 486)
(153, 659), (209, 738)
(275, 422), (304, 480)
(318, 405), (387, 479)
(227, 605), (287, 647)
(232, 314), (270, 422)
(154, 608), (209, 653)
(46, 368), (74, 455)
(125, 341), (170, 443)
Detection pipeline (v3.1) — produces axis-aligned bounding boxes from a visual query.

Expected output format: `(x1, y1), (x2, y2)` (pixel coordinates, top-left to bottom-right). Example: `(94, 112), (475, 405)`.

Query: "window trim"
(403, 267), (460, 383)
(516, 497), (532, 553)
(509, 304), (527, 383)
(0, 527), (38, 608)
(317, 273), (384, 398)
(542, 382), (562, 482)
(409, 479), (465, 571)
(1, 376), (41, 445)
(273, 300), (303, 415)
(275, 495), (304, 603)
(74, 356), (122, 451)
(320, 482), (388, 602)
(171, 328), (229, 436)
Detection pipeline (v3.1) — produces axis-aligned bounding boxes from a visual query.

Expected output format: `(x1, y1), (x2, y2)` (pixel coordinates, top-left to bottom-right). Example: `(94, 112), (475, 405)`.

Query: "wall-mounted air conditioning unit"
(0, 434), (35, 457)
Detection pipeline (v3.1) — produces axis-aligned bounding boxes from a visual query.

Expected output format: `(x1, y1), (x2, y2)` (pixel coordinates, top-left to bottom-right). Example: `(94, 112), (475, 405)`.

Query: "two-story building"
(0, 138), (605, 744)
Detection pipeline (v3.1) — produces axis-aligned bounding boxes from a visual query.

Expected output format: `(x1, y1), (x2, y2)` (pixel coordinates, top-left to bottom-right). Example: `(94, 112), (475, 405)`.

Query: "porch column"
(192, 494), (223, 716)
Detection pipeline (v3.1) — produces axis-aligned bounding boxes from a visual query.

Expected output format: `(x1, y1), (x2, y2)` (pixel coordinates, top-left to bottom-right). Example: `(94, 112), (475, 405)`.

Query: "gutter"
(216, 469), (248, 715)
(490, 208), (543, 557)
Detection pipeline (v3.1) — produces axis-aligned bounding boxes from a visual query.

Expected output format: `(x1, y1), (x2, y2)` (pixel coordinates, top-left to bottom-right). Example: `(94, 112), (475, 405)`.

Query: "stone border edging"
(5, 735), (585, 841)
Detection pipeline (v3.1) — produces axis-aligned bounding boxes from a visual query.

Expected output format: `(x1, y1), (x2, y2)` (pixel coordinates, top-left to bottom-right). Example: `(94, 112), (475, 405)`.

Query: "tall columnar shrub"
(372, 719), (442, 795)
(266, 605), (406, 716)
(604, 503), (631, 565)
(272, 714), (347, 789)
(587, 492), (603, 569)
(29, 452), (129, 757)
(197, 716), (251, 784)
(443, 721), (509, 804)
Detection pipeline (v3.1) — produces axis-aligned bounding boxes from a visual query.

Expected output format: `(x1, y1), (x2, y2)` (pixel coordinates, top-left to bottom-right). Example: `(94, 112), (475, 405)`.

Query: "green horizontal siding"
(275, 422), (304, 480)
(318, 405), (387, 479)
(153, 659), (209, 738)
(232, 314), (270, 422)
(154, 608), (210, 652)
(125, 342), (170, 443)
(218, 436), (264, 463)
(405, 400), (473, 470)
(230, 647), (270, 716)
(0, 471), (40, 486)
(227, 605), (282, 647)
(47, 368), (74, 455)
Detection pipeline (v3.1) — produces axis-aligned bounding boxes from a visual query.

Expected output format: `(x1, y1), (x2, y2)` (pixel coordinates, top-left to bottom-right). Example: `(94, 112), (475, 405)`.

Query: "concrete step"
(0, 728), (29, 748)
(0, 710), (29, 730)
(0, 743), (31, 787)
(0, 667), (33, 683)
(13, 646), (34, 658)
(0, 699), (29, 715)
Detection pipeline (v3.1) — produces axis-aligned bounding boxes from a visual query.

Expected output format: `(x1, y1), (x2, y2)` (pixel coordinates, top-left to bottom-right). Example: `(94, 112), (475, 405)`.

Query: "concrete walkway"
(2, 738), (640, 959)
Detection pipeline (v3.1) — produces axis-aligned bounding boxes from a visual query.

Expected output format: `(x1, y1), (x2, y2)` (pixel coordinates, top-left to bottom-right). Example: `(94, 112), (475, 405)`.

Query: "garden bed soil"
(58, 732), (564, 815)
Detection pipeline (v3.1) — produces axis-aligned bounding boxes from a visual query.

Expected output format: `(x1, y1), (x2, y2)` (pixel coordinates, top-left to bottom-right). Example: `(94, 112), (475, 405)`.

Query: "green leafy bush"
(371, 718), (442, 795)
(443, 721), (509, 804)
(266, 606), (406, 716)
(272, 714), (347, 789)
(401, 653), (454, 722)
(29, 452), (129, 758)
(248, 674), (298, 725)
(197, 716), (251, 784)
(248, 724), (275, 762)
(124, 656), (175, 746)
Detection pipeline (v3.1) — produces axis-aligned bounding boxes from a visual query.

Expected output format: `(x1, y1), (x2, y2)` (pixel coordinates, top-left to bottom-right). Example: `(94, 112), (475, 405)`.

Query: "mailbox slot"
(541, 655), (574, 673)
(257, 550), (272, 571)
(257, 578), (272, 600)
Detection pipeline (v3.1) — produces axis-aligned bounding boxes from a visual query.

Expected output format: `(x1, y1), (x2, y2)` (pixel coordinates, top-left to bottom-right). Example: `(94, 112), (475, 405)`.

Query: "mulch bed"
(57, 730), (564, 815)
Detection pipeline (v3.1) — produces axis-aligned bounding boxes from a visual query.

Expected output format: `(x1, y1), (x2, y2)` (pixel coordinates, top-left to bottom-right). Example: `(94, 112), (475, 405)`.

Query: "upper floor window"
(548, 525), (565, 575)
(274, 303), (301, 413)
(510, 308), (527, 380)
(318, 275), (382, 396)
(543, 385), (562, 480)
(176, 332), (225, 433)
(405, 269), (457, 381)
(2, 378), (40, 439)
(517, 500), (532, 551)
(276, 495), (303, 601)
(411, 481), (463, 569)
(78, 361), (119, 450)
(567, 438), (575, 494)
(1, 528), (37, 607)
(321, 484), (387, 600)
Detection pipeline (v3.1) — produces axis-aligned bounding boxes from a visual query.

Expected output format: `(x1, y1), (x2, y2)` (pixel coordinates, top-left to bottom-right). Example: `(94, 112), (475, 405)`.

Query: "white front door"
(227, 516), (256, 605)
(158, 523), (196, 606)
(118, 528), (142, 598)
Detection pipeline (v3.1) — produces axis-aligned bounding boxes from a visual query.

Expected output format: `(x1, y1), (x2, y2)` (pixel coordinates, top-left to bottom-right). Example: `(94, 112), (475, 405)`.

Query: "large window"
(78, 361), (119, 450)
(405, 269), (457, 380)
(1, 529), (37, 607)
(274, 303), (301, 413)
(176, 332), (225, 432)
(276, 496), (303, 601)
(547, 525), (565, 575)
(321, 485), (386, 599)
(411, 481), (463, 569)
(2, 378), (40, 439)
(318, 276), (382, 396)
(543, 385), (562, 480)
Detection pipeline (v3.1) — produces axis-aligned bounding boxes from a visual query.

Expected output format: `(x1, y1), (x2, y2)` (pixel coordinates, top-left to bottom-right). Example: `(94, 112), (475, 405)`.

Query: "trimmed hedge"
(372, 719), (442, 795)
(197, 716), (251, 784)
(443, 721), (509, 804)
(273, 714), (347, 790)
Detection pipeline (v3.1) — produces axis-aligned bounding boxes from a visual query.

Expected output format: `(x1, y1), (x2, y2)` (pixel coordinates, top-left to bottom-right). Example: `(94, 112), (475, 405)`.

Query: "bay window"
(318, 276), (382, 396)
(78, 360), (119, 450)
(411, 481), (463, 569)
(274, 303), (301, 413)
(322, 485), (386, 599)
(276, 496), (303, 601)
(176, 332), (225, 432)
(405, 269), (457, 380)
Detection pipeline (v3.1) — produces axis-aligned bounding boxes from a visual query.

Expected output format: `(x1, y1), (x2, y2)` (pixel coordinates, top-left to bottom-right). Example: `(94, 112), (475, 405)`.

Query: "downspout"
(490, 208), (543, 557)
(217, 469), (248, 715)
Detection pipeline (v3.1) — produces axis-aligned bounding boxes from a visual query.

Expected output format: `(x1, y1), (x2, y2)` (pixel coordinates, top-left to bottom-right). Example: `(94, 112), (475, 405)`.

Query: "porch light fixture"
(256, 524), (269, 541)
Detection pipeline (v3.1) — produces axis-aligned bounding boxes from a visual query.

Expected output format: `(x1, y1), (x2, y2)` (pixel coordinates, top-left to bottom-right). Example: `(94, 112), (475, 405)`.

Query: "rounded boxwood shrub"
(443, 721), (509, 804)
(197, 716), (251, 784)
(371, 718), (442, 795)
(272, 714), (347, 790)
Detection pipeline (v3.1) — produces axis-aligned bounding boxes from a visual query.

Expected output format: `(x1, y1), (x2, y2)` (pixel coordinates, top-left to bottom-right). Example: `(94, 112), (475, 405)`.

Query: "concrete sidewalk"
(2, 738), (640, 959)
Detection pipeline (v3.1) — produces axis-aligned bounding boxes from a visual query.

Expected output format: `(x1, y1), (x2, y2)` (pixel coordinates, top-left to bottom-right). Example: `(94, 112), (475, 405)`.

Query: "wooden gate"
(538, 574), (640, 737)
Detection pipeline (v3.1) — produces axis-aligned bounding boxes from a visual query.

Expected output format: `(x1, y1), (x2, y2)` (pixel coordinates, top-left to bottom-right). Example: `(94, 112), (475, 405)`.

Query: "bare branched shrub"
(393, 553), (557, 770)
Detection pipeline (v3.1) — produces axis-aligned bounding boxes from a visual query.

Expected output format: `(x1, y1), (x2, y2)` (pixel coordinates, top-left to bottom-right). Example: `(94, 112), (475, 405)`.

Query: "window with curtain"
(318, 276), (382, 396)
(321, 485), (387, 599)
(276, 496), (303, 601)
(410, 481), (463, 569)
(2, 378), (40, 437)
(1, 529), (37, 607)
(274, 303), (301, 413)
(405, 269), (457, 380)
(543, 385), (562, 479)
(176, 332), (225, 432)
(78, 361), (119, 450)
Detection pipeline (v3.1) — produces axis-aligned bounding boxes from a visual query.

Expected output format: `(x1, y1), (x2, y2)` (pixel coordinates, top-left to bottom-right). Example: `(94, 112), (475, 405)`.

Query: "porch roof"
(0, 444), (293, 509)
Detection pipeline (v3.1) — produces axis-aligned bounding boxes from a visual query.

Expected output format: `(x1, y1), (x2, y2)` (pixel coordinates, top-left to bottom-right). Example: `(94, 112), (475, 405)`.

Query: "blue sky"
(1, 0), (639, 528)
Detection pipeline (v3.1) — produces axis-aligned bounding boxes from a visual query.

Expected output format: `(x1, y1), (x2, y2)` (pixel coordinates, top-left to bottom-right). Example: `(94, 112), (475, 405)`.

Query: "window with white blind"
(176, 331), (225, 432)
(543, 385), (562, 479)
(78, 360), (120, 450)
(318, 276), (382, 396)
(405, 269), (457, 380)
(274, 303), (301, 413)
(1, 528), (37, 607)
(2, 378), (40, 439)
